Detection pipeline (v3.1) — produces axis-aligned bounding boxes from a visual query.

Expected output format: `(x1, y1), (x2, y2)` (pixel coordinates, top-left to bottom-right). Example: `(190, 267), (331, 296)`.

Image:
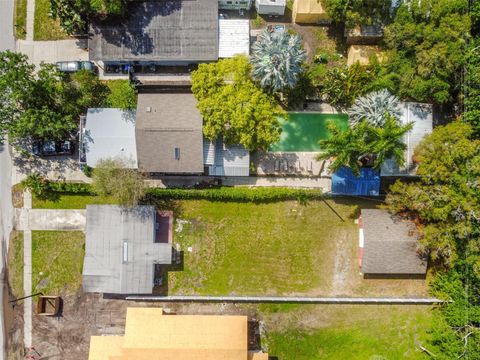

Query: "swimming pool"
(270, 112), (349, 152)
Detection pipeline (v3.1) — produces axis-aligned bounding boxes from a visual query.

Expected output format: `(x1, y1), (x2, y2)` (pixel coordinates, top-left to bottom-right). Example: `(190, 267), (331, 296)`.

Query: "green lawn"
(7, 231), (24, 299)
(14, 0), (27, 39)
(264, 305), (433, 360)
(34, 0), (69, 40)
(32, 231), (85, 294)
(33, 194), (117, 209)
(169, 199), (361, 295)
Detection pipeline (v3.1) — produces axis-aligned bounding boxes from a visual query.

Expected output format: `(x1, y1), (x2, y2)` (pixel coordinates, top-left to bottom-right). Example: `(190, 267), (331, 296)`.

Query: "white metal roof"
(83, 108), (138, 168)
(218, 19), (250, 58)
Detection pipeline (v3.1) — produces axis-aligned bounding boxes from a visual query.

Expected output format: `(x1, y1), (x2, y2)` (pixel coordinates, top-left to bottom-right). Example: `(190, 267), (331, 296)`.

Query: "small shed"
(345, 25), (383, 45)
(347, 45), (384, 67)
(292, 0), (330, 24)
(218, 19), (250, 58)
(331, 167), (380, 196)
(204, 137), (250, 176)
(255, 0), (286, 16)
(359, 209), (427, 278)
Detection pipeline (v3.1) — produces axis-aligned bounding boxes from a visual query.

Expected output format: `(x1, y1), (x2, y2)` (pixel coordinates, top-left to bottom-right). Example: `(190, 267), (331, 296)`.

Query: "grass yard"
(33, 194), (116, 209)
(34, 0), (69, 40)
(169, 199), (361, 295)
(7, 232), (24, 299)
(32, 231), (85, 294)
(14, 0), (27, 39)
(263, 304), (433, 360)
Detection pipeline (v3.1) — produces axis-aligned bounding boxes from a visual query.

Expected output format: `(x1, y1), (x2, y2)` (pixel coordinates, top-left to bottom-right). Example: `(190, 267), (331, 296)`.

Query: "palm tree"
(348, 89), (401, 127)
(250, 30), (306, 93)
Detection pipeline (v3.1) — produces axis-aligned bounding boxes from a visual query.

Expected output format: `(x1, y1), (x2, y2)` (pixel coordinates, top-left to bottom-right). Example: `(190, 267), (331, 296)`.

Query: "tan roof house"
(347, 45), (384, 66)
(88, 308), (269, 360)
(292, 0), (330, 24)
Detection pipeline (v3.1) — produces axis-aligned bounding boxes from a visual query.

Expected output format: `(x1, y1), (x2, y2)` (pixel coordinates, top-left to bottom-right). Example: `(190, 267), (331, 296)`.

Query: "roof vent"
(146, 106), (151, 113)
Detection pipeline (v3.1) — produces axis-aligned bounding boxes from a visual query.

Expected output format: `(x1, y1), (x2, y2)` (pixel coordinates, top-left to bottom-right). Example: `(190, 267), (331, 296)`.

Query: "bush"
(145, 187), (324, 203)
(105, 80), (137, 109)
(48, 182), (92, 194)
(21, 173), (51, 199)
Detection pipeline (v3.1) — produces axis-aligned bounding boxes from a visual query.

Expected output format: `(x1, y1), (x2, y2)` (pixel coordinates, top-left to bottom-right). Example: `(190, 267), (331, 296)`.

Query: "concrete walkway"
(126, 295), (445, 305)
(15, 209), (86, 231)
(25, 0), (35, 40)
(23, 191), (32, 349)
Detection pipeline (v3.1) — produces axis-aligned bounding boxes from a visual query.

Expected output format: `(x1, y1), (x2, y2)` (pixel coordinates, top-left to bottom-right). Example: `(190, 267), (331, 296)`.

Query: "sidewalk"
(23, 191), (32, 349)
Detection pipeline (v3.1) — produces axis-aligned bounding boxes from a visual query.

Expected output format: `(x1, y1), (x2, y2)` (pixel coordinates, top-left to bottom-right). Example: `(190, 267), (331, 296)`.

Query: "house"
(80, 108), (137, 168)
(218, 19), (250, 58)
(218, 0), (253, 10)
(345, 25), (383, 45)
(88, 307), (269, 360)
(359, 209), (427, 278)
(255, 0), (286, 16)
(82, 205), (173, 294)
(347, 45), (384, 67)
(204, 137), (250, 176)
(89, 0), (219, 72)
(380, 102), (433, 176)
(135, 92), (204, 174)
(292, 0), (330, 24)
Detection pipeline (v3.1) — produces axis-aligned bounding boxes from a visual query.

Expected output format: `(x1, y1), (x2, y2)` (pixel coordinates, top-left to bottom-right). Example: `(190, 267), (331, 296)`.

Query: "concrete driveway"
(16, 39), (89, 69)
(15, 209), (86, 231)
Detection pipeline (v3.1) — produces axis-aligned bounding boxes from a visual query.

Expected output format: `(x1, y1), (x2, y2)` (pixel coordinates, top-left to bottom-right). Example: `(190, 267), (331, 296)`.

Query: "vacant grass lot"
(263, 304), (433, 360)
(169, 199), (361, 295)
(14, 0), (27, 39)
(34, 0), (68, 40)
(32, 231), (84, 294)
(7, 231), (24, 299)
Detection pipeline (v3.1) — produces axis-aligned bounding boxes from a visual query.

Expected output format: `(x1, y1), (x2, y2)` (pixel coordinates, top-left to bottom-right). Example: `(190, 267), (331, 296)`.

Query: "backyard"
(31, 231), (85, 295)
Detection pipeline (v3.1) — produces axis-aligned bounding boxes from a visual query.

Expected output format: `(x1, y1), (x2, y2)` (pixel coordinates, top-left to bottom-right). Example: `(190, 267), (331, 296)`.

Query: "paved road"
(0, 0), (16, 358)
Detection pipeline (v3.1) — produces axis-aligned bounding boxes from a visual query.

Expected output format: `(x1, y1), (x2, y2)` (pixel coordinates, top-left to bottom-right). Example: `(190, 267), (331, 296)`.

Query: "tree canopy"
(191, 56), (284, 151)
(318, 116), (412, 175)
(250, 30), (306, 93)
(380, 0), (470, 104)
(321, 0), (392, 26)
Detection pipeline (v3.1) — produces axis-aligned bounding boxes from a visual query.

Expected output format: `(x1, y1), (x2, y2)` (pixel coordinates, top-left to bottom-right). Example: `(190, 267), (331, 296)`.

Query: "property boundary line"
(125, 296), (446, 305)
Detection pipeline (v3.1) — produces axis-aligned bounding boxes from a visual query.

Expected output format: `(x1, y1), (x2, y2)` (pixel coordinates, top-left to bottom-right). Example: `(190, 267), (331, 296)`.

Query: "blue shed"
(331, 167), (380, 196)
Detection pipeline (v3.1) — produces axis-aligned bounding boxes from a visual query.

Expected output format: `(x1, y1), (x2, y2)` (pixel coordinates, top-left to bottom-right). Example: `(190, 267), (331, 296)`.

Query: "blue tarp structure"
(331, 167), (380, 196)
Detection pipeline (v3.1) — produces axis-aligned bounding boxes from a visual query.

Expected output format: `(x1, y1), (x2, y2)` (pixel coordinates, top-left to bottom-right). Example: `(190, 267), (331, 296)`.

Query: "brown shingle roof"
(361, 209), (427, 275)
(135, 92), (204, 173)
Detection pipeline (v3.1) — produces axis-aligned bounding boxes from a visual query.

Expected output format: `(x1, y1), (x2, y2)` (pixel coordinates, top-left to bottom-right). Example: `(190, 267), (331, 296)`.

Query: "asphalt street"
(0, 0), (16, 358)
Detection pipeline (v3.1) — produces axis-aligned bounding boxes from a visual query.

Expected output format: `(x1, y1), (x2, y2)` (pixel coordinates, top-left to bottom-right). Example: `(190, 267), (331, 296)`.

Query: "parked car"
(32, 140), (74, 156)
(55, 61), (95, 73)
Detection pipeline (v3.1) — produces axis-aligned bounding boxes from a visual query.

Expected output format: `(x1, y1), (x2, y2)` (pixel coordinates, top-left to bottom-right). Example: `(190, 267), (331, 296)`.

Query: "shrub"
(21, 173), (51, 199)
(105, 80), (138, 109)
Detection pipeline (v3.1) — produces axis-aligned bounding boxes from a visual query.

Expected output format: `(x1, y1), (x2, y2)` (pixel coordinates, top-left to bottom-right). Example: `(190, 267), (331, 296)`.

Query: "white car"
(56, 61), (95, 73)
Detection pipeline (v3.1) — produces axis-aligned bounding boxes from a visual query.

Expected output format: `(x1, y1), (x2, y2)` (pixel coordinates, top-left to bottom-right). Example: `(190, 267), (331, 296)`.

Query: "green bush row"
(48, 182), (92, 194)
(145, 187), (323, 203)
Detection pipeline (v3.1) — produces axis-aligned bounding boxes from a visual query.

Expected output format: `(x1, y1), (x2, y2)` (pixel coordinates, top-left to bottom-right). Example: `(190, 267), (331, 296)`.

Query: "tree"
(92, 158), (146, 207)
(380, 0), (470, 104)
(191, 56), (284, 151)
(250, 30), (306, 93)
(105, 80), (138, 109)
(0, 51), (77, 142)
(64, 70), (109, 116)
(317, 116), (412, 175)
(21, 172), (51, 199)
(348, 89), (401, 126)
(463, 39), (480, 136)
(322, 0), (393, 26)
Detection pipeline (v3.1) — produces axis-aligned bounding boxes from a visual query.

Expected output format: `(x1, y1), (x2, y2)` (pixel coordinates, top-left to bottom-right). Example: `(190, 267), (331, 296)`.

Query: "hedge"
(145, 187), (324, 203)
(44, 182), (324, 203)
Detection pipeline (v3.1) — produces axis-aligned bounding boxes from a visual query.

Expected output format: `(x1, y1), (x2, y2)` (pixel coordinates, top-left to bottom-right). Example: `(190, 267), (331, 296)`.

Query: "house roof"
(361, 209), (427, 275)
(83, 205), (172, 294)
(218, 19), (250, 58)
(82, 108), (137, 168)
(380, 102), (433, 176)
(88, 308), (268, 360)
(89, 0), (219, 61)
(135, 92), (204, 173)
(294, 0), (326, 14)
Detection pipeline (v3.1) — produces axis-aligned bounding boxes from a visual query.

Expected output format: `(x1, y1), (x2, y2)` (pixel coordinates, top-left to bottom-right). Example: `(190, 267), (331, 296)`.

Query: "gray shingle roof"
(361, 209), (427, 275)
(135, 92), (204, 173)
(83, 205), (172, 294)
(89, 0), (219, 61)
